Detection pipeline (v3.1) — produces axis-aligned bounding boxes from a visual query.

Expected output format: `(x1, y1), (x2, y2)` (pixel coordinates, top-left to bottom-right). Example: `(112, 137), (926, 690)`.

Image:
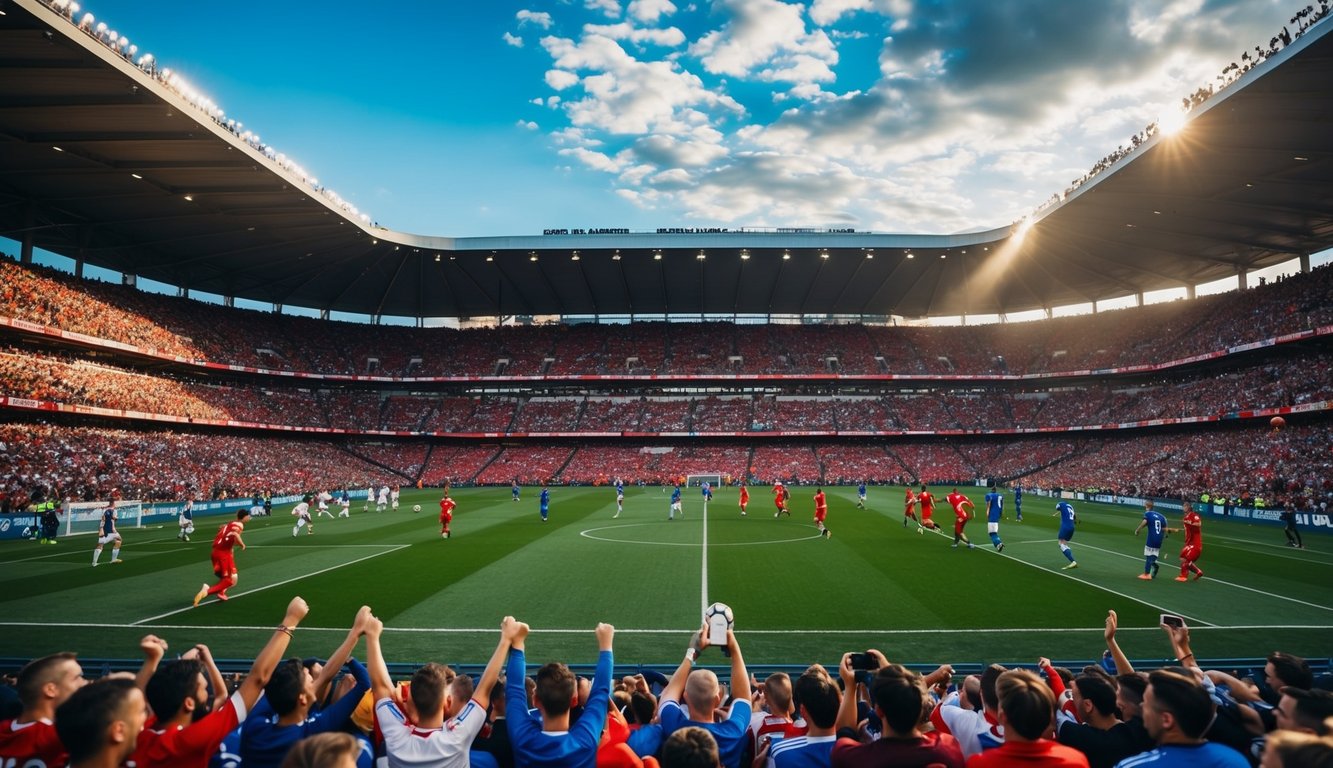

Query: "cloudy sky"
(74, 0), (1304, 237)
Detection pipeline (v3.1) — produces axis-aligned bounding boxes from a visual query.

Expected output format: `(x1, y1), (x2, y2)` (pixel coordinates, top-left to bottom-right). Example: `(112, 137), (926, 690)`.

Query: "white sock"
(92, 549), (101, 565)
(111, 548), (120, 560)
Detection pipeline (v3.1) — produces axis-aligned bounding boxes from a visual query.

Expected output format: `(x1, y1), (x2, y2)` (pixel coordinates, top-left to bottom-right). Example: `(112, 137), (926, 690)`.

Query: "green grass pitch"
(1, 485), (1329, 669)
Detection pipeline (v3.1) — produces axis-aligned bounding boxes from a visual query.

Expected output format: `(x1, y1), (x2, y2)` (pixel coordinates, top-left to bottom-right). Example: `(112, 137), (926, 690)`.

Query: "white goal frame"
(62, 500), (145, 537)
(685, 474), (723, 489)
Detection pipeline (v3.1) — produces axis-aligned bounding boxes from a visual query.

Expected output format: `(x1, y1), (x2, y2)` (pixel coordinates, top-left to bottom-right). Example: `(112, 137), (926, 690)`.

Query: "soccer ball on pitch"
(412, 504), (422, 513)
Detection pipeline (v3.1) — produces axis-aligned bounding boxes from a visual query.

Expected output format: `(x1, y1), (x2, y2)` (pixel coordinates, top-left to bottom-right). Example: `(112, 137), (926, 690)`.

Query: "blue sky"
(36, 0), (1313, 239)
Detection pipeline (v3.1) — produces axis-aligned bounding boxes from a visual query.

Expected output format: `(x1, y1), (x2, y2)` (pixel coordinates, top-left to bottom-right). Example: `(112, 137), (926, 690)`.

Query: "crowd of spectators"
(5, 600), (1329, 768)
(3, 259), (1332, 380)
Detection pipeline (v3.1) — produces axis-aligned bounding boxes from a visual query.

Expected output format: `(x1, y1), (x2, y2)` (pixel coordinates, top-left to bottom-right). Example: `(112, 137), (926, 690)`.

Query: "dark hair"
(145, 659), (204, 720)
(1270, 652), (1314, 690)
(410, 663), (452, 716)
(56, 678), (138, 762)
(794, 672), (840, 729)
(265, 659), (306, 716)
(236, 509), (251, 520)
(1283, 687), (1333, 736)
(280, 731), (361, 768)
(980, 664), (1006, 713)
(16, 652), (78, 708)
(996, 670), (1055, 741)
(629, 691), (656, 725)
(1147, 670), (1214, 739)
(662, 726), (721, 768)
(869, 664), (927, 735)
(535, 662), (577, 716)
(1073, 674), (1118, 717)
(1116, 673), (1147, 707)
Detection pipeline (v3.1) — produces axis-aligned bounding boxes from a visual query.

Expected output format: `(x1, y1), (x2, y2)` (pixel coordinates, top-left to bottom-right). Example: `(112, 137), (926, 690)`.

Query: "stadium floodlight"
(782, 250), (790, 260)
(740, 249), (750, 260)
(696, 251), (706, 260)
(820, 250), (829, 259)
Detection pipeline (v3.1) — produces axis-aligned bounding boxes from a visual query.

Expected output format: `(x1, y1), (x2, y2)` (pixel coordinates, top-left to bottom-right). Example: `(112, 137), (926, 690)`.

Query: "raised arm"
(314, 605), (370, 703)
(237, 596), (310, 712)
(364, 612), (393, 704)
(1162, 622), (1197, 670)
(723, 629), (751, 703)
(471, 615), (515, 711)
(1104, 610), (1133, 674)
(834, 653), (860, 732)
(188, 644), (230, 711)
(135, 634), (168, 692)
(659, 626), (704, 708)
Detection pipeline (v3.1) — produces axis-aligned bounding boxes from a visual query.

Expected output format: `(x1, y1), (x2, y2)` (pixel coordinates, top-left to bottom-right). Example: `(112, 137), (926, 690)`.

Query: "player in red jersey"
(193, 509), (250, 607)
(903, 487), (919, 528)
(947, 488), (975, 549)
(773, 481), (790, 518)
(0, 652), (85, 767)
(1172, 501), (1205, 581)
(739, 483), (749, 516)
(439, 490), (456, 539)
(917, 485), (941, 533)
(813, 487), (831, 539)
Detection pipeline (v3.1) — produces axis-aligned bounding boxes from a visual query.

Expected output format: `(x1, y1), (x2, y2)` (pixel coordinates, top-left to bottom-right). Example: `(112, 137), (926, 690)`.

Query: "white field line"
(2, 622), (1329, 635)
(701, 498), (709, 618)
(131, 544), (409, 625)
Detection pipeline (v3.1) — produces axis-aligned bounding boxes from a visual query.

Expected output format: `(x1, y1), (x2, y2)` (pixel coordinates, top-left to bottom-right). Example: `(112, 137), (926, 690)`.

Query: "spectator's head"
(961, 674), (983, 711)
(662, 726), (722, 768)
(794, 671), (840, 730)
(448, 674), (475, 717)
(56, 677), (145, 766)
(280, 732), (362, 768)
(535, 662), (578, 717)
(869, 664), (929, 737)
(1269, 653), (1314, 692)
(489, 677), (507, 716)
(995, 670), (1055, 742)
(145, 659), (210, 723)
(265, 658), (315, 717)
(762, 673), (793, 716)
(1116, 672), (1147, 720)
(684, 669), (723, 716)
(629, 691), (655, 725)
(1143, 670), (1215, 744)
(1072, 674), (1119, 721)
(16, 651), (84, 714)
(1278, 688), (1333, 735)
(1261, 729), (1333, 768)
(409, 663), (455, 721)
(980, 664), (1007, 714)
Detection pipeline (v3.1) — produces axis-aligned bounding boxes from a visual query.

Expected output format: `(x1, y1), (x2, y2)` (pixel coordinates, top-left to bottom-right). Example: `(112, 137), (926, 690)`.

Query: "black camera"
(849, 652), (877, 671)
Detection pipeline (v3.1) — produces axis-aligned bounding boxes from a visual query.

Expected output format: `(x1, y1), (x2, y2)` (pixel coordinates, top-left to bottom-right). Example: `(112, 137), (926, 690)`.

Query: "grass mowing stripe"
(1072, 542), (1333, 613)
(131, 544), (409, 625)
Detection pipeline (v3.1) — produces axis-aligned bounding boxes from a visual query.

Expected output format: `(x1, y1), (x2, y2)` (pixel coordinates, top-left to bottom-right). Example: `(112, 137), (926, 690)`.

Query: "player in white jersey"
(363, 484), (375, 512)
(92, 502), (124, 566)
(292, 499), (314, 536)
(316, 491), (335, 519)
(377, 485), (390, 513)
(177, 498), (196, 542)
(390, 485), (401, 510)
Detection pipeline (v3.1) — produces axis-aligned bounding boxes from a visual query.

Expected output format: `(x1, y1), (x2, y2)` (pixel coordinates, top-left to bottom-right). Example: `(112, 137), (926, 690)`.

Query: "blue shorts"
(1058, 528), (1076, 541)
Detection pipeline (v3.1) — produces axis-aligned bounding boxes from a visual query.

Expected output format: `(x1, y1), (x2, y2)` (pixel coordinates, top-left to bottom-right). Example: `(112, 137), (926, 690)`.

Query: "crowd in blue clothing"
(3, 596), (1331, 768)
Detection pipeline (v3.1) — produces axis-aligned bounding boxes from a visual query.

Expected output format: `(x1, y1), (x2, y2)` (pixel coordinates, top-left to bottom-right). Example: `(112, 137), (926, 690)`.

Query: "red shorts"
(954, 519), (967, 535)
(921, 509), (934, 522)
(905, 506), (917, 518)
(439, 512), (453, 525)
(211, 551), (236, 578)
(815, 509), (826, 522)
(1180, 545), (1201, 563)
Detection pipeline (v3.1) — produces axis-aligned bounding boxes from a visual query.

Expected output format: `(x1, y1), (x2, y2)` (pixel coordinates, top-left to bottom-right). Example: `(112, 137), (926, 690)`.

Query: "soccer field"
(1, 485), (1329, 669)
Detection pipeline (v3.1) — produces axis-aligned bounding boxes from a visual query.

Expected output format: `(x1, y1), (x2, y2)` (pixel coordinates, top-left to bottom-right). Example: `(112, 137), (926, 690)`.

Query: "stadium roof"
(3, 0), (1333, 321)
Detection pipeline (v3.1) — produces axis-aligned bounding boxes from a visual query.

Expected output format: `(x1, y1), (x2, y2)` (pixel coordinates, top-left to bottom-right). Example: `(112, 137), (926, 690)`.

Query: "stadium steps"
(552, 446), (578, 482)
(338, 444), (412, 482)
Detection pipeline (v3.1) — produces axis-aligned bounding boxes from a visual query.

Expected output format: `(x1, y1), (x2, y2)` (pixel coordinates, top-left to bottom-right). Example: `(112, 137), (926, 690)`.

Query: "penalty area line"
(131, 544), (411, 626)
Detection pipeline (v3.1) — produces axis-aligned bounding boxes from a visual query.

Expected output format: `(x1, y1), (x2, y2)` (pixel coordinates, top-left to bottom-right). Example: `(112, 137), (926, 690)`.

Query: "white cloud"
(689, 0), (839, 85)
(558, 146), (628, 172)
(545, 69), (581, 90)
(518, 120), (540, 130)
(517, 10), (554, 29)
(582, 22), (687, 47)
(585, 0), (623, 17)
(503, 32), (524, 48)
(627, 0), (677, 24)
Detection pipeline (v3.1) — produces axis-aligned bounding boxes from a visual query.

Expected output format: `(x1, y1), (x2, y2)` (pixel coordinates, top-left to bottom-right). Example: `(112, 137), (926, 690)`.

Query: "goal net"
(63, 500), (145, 537)
(685, 474), (723, 489)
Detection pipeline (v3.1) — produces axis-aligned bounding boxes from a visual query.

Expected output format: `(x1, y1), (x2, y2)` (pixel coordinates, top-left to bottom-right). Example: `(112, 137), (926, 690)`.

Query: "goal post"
(685, 474), (724, 489)
(63, 500), (144, 537)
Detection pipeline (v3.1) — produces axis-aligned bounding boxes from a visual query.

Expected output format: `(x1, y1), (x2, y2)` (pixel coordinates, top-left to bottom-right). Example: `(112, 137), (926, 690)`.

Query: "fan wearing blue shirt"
(239, 606), (375, 768)
(505, 619), (615, 768)
(1054, 501), (1078, 570)
(657, 627), (753, 768)
(1133, 500), (1168, 580)
(1113, 670), (1248, 768)
(766, 672), (840, 768)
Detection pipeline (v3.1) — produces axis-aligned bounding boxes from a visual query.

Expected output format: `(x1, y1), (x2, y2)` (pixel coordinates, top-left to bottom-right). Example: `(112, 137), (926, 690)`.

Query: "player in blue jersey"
(92, 501), (123, 566)
(856, 481), (867, 509)
(1054, 500), (1078, 569)
(614, 479), (624, 519)
(539, 483), (550, 522)
(1013, 485), (1023, 522)
(984, 484), (1005, 552)
(701, 481), (713, 504)
(1133, 499), (1168, 579)
(512, 480), (521, 503)
(669, 484), (683, 520)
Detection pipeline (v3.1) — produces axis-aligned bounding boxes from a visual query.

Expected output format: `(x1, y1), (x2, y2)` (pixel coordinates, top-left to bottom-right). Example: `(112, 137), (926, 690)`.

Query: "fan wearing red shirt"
(967, 670), (1089, 768)
(439, 491), (457, 539)
(947, 489), (975, 550)
(1172, 502), (1205, 582)
(917, 486), (941, 533)
(131, 596), (310, 768)
(0, 651), (85, 767)
(194, 509), (251, 607)
(813, 488), (831, 539)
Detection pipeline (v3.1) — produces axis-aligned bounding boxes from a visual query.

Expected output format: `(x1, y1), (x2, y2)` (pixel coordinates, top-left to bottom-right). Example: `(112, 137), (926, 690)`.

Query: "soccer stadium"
(1, 0), (1332, 765)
